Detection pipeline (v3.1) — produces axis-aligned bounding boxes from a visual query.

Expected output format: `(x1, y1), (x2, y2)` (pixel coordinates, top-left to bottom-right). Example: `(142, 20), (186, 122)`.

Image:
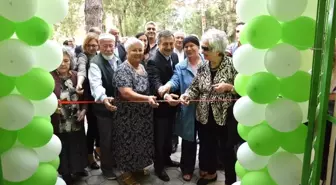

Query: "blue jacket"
(168, 55), (205, 141)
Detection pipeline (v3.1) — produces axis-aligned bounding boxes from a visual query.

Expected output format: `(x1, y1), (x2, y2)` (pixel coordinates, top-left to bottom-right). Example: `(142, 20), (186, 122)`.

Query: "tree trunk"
(84, 0), (104, 32)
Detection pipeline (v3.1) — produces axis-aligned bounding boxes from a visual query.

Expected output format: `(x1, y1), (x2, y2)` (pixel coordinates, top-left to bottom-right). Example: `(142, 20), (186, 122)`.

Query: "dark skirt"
(56, 129), (88, 175)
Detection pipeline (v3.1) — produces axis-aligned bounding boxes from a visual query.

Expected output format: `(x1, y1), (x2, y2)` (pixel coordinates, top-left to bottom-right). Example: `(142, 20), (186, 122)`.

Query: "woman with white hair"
(180, 29), (238, 185)
(113, 37), (158, 185)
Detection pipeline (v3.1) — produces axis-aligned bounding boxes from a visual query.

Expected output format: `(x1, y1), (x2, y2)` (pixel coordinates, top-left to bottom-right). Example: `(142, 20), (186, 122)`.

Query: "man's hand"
(158, 85), (171, 98)
(103, 97), (117, 112)
(77, 109), (86, 122)
(164, 94), (180, 106)
(76, 84), (84, 95)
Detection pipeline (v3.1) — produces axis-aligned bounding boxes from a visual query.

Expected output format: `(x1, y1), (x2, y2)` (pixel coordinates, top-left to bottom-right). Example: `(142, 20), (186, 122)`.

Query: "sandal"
(121, 172), (140, 185)
(182, 174), (192, 181)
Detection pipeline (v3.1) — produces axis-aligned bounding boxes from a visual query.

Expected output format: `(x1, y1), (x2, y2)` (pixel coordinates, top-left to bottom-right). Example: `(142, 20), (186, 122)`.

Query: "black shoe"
(165, 160), (180, 167)
(197, 175), (217, 185)
(89, 162), (100, 169)
(155, 170), (170, 182)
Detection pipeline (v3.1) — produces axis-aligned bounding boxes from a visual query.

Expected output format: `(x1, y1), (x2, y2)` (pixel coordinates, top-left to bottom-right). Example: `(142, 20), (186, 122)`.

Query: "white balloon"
(302, 0), (318, 19)
(233, 96), (266, 126)
(35, 0), (69, 24)
(1, 147), (39, 182)
(237, 142), (270, 170)
(32, 93), (58, 117)
(55, 177), (67, 185)
(298, 101), (309, 123)
(300, 49), (313, 72)
(233, 44), (267, 75)
(34, 134), (62, 162)
(236, 0), (269, 22)
(0, 0), (38, 22)
(268, 152), (303, 185)
(33, 40), (63, 72)
(265, 43), (301, 78)
(0, 94), (34, 131)
(267, 0), (308, 22)
(0, 39), (35, 77)
(265, 98), (303, 132)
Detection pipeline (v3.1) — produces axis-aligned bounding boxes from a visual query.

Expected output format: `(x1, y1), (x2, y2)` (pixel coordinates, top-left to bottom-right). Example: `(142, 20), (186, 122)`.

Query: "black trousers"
(154, 116), (175, 172)
(86, 104), (100, 154)
(198, 108), (237, 185)
(180, 121), (199, 175)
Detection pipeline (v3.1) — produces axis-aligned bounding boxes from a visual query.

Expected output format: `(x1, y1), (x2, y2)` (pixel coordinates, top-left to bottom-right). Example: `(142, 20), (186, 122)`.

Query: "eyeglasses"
(201, 46), (211, 51)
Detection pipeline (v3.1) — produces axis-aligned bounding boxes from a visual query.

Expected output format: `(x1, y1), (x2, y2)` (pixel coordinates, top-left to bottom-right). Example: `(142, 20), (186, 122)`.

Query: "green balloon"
(234, 74), (251, 96)
(279, 71), (311, 102)
(4, 164), (57, 185)
(0, 16), (15, 42)
(16, 17), (50, 46)
(282, 16), (316, 50)
(0, 73), (16, 98)
(235, 161), (250, 179)
(246, 15), (281, 49)
(247, 122), (281, 156)
(17, 117), (53, 148)
(280, 124), (307, 154)
(16, 68), (55, 100)
(42, 157), (60, 170)
(241, 171), (277, 185)
(237, 123), (254, 141)
(246, 72), (280, 104)
(0, 128), (17, 155)
(240, 25), (248, 45)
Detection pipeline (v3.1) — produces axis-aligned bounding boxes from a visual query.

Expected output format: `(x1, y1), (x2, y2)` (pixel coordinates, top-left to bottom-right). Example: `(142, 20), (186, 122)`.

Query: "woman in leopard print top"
(180, 29), (238, 185)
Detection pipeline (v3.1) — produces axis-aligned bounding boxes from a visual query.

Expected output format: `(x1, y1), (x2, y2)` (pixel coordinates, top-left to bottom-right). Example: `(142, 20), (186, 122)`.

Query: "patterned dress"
(113, 62), (154, 172)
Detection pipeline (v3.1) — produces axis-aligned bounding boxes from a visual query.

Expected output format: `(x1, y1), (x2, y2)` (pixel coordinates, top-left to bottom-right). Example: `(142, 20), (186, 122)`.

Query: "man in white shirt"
(88, 33), (122, 180)
(173, 31), (186, 62)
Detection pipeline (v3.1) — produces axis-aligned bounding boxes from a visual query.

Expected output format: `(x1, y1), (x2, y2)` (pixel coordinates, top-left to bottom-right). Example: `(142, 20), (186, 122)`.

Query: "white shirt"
(174, 48), (185, 62)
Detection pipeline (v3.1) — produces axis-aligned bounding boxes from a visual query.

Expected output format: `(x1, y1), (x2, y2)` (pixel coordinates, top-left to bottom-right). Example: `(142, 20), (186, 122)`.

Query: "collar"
(159, 50), (171, 60)
(179, 54), (205, 69)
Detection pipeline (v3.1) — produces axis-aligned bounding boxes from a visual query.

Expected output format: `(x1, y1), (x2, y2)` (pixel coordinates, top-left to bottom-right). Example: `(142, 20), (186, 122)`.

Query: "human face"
(86, 39), (99, 55)
(145, 24), (156, 40)
(184, 42), (199, 58)
(174, 33), (184, 50)
(57, 54), (71, 74)
(99, 39), (115, 56)
(236, 24), (244, 41)
(138, 35), (148, 50)
(201, 41), (217, 62)
(127, 42), (144, 64)
(68, 39), (74, 48)
(158, 36), (175, 57)
(109, 29), (120, 42)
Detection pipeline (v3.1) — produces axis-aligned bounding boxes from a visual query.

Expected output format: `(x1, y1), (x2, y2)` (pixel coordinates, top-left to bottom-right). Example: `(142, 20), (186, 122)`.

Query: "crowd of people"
(54, 21), (244, 185)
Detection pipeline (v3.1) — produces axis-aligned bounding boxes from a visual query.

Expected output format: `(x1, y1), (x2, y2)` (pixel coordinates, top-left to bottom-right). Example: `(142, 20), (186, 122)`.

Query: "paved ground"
(73, 145), (227, 185)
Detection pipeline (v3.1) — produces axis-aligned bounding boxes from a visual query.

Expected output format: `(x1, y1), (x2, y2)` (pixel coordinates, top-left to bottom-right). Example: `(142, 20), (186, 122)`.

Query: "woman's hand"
(179, 94), (190, 105)
(77, 109), (86, 122)
(76, 84), (84, 95)
(212, 83), (233, 93)
(164, 94), (180, 106)
(148, 96), (159, 108)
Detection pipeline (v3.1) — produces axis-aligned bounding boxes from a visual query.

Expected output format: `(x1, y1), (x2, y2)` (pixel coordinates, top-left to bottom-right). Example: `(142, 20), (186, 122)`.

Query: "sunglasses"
(201, 46), (211, 51)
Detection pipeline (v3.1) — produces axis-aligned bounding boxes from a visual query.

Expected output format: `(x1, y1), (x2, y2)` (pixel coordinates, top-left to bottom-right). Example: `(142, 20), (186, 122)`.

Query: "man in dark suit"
(147, 30), (180, 182)
(109, 27), (126, 62)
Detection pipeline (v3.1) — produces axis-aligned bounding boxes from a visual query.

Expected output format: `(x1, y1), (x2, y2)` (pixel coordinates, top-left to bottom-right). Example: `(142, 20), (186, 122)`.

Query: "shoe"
(89, 162), (100, 169)
(103, 172), (117, 180)
(197, 175), (217, 185)
(165, 160), (180, 167)
(155, 170), (170, 182)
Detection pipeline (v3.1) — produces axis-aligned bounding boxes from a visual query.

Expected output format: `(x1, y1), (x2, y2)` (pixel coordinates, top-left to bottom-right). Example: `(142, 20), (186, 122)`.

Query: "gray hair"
(174, 31), (186, 37)
(145, 21), (157, 28)
(157, 30), (174, 45)
(201, 29), (229, 55)
(124, 37), (144, 51)
(62, 47), (75, 70)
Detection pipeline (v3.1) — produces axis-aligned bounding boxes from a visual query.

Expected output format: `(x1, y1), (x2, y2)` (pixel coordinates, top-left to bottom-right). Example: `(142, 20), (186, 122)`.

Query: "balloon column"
(0, 0), (68, 185)
(233, 0), (317, 185)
